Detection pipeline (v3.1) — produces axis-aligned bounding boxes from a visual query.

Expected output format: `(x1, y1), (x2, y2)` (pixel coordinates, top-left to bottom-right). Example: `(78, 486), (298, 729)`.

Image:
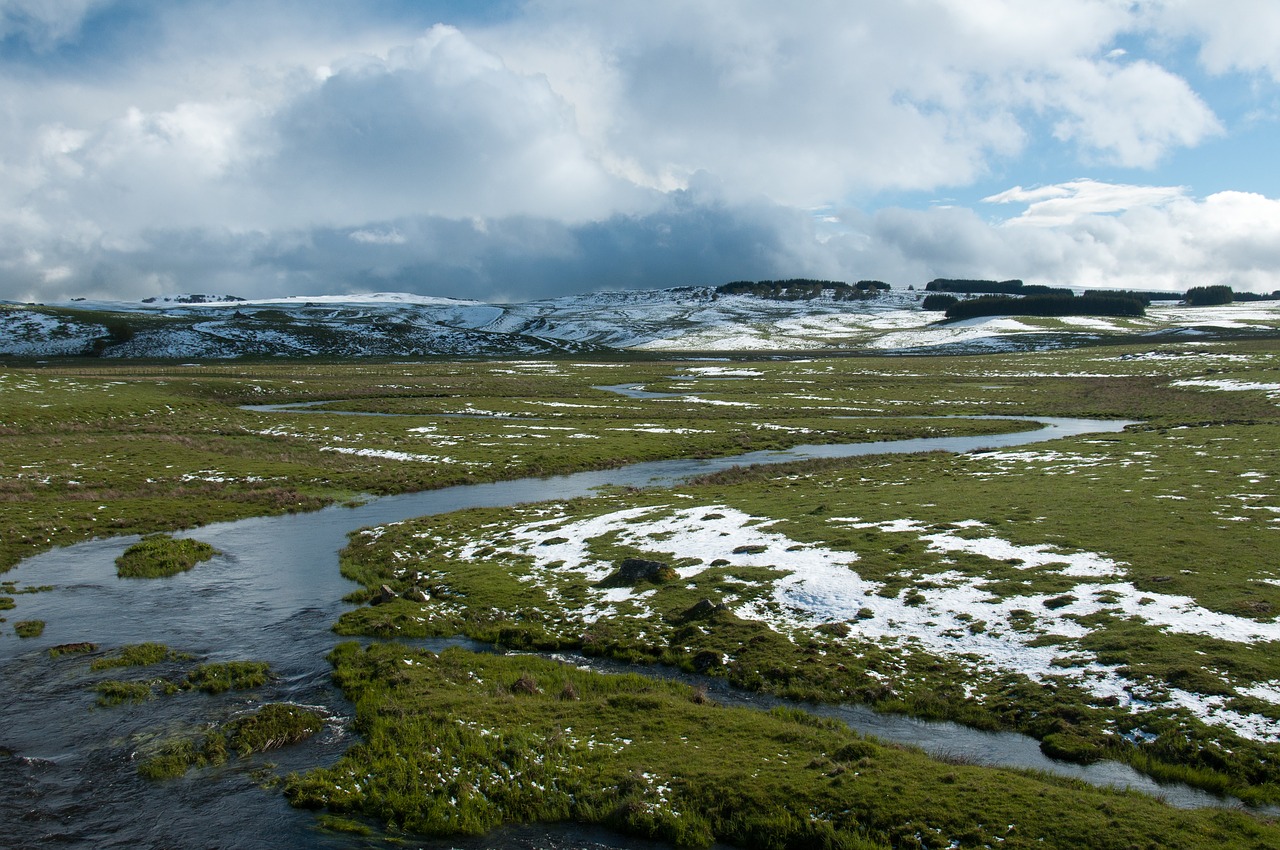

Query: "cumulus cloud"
(0, 1), (1276, 302)
(1147, 0), (1280, 81)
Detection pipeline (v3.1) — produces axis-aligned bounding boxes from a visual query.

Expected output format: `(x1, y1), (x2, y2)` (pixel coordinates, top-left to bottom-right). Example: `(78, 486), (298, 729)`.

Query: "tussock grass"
(13, 619), (44, 638)
(137, 702), (325, 779)
(115, 533), (218, 578)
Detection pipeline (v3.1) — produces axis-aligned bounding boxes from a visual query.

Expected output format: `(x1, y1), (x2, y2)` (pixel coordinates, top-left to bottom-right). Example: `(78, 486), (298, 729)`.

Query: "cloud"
(1147, 0), (1280, 82)
(0, 2), (1275, 304)
(0, 0), (111, 51)
(263, 24), (643, 225)
(493, 0), (1221, 196)
(984, 179), (1188, 226)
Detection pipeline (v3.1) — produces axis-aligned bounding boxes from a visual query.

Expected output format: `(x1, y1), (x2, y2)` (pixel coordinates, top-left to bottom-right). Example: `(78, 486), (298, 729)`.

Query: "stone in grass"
(595, 558), (679, 588)
(681, 598), (730, 621)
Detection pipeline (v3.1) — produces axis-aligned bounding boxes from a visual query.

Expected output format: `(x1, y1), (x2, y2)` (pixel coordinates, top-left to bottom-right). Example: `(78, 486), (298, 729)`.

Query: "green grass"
(90, 642), (190, 670)
(14, 620), (45, 638)
(95, 679), (154, 706)
(137, 703), (325, 779)
(49, 641), (97, 657)
(225, 703), (326, 756)
(286, 643), (1280, 849)
(180, 660), (272, 694)
(7, 340), (1280, 840)
(327, 361), (1280, 801)
(115, 533), (219, 578)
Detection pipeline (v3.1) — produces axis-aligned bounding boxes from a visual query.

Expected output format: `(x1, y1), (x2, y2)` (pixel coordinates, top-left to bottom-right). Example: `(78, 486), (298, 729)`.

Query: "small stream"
(4, 409), (1243, 849)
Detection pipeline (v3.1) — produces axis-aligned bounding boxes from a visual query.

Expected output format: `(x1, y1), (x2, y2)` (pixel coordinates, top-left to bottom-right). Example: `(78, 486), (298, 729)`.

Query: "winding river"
(6, 408), (1243, 850)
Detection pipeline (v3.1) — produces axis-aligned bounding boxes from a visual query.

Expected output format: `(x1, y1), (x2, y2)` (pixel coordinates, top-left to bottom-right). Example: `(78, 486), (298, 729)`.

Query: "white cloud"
(984, 179), (1188, 226)
(0, 1), (1274, 302)
(1147, 0), (1280, 81)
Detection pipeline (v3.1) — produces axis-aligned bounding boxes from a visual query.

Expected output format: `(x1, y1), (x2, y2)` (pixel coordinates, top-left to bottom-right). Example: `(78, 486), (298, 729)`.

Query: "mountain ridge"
(3, 287), (1278, 358)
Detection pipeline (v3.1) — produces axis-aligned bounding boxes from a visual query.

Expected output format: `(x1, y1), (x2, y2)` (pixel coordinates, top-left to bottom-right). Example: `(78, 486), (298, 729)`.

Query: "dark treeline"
(924, 278), (1068, 296)
(1182, 286), (1280, 305)
(1184, 285), (1234, 306)
(716, 279), (891, 301)
(1083, 289), (1184, 305)
(943, 293), (1147, 321)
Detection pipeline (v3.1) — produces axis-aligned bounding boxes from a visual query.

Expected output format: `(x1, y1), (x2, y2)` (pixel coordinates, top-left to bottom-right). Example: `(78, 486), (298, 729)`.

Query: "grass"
(6, 340), (1280, 841)
(286, 642), (1280, 849)
(90, 649), (273, 706)
(115, 533), (219, 578)
(5, 351), (1190, 574)
(95, 679), (154, 706)
(137, 703), (325, 779)
(179, 660), (272, 694)
(14, 620), (45, 638)
(90, 642), (191, 670)
(324, 342), (1280, 802)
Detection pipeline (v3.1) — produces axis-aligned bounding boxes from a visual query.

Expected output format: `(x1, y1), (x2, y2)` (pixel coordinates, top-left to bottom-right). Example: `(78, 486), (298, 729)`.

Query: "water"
(6, 412), (1244, 849)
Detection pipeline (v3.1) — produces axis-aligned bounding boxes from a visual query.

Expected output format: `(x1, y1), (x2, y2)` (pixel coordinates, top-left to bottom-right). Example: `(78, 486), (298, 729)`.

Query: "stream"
(4, 409), (1245, 849)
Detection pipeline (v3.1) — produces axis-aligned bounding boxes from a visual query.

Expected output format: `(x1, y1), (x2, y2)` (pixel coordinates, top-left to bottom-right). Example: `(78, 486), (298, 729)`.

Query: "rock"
(681, 598), (729, 621)
(597, 557), (679, 587)
(617, 558), (672, 582)
(692, 650), (725, 672)
(372, 584), (397, 605)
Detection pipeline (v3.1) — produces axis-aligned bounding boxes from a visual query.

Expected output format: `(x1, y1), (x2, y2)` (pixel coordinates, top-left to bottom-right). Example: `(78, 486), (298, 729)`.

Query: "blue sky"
(1, 0), (1278, 302)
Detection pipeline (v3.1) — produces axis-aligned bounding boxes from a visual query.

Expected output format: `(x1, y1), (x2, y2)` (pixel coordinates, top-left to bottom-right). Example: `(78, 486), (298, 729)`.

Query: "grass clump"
(137, 734), (229, 780)
(95, 680), (154, 706)
(225, 703), (325, 756)
(181, 660), (271, 694)
(115, 533), (218, 578)
(138, 703), (324, 779)
(49, 641), (98, 658)
(14, 620), (45, 638)
(286, 643), (1280, 849)
(90, 642), (189, 670)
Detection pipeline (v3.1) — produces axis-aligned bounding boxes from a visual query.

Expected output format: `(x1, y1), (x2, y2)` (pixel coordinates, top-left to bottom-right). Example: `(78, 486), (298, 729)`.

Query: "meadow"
(2, 337), (1279, 847)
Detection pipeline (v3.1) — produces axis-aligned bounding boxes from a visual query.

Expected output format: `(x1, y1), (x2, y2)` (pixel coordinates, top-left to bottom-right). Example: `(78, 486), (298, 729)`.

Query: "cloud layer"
(0, 0), (1277, 302)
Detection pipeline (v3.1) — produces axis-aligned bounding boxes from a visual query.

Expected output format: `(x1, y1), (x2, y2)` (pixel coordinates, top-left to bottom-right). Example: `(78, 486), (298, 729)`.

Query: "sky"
(1, 0), (1279, 304)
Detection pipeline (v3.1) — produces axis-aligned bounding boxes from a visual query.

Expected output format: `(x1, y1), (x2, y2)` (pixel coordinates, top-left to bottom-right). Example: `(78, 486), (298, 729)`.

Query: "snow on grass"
(320, 446), (458, 464)
(455, 502), (1280, 740)
(858, 518), (1120, 577)
(1170, 378), (1280, 400)
(669, 396), (759, 408)
(681, 367), (764, 377)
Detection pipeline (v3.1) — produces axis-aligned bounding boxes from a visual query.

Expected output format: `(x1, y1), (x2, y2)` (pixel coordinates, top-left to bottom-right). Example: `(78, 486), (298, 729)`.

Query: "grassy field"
(3, 338), (1280, 845)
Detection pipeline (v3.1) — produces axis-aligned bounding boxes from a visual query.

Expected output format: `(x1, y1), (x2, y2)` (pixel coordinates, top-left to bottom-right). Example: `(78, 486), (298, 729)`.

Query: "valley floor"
(2, 337), (1280, 847)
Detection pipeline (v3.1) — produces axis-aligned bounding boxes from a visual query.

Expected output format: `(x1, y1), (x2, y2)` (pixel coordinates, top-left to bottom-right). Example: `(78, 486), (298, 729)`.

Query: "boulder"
(681, 598), (729, 621)
(597, 557), (679, 587)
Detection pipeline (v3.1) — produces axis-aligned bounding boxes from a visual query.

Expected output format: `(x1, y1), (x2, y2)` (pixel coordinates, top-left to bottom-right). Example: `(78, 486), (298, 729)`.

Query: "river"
(7, 410), (1240, 849)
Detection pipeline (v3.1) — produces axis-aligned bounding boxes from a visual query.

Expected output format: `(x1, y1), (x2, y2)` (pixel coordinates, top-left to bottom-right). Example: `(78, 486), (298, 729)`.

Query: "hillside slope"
(2, 288), (1277, 357)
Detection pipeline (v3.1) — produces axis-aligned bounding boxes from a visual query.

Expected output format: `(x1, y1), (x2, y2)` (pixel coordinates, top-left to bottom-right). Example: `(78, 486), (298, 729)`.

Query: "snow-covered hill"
(2, 287), (1277, 358)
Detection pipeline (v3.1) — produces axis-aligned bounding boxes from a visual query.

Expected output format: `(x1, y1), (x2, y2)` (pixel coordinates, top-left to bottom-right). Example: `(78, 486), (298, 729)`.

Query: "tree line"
(716, 279), (891, 301)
